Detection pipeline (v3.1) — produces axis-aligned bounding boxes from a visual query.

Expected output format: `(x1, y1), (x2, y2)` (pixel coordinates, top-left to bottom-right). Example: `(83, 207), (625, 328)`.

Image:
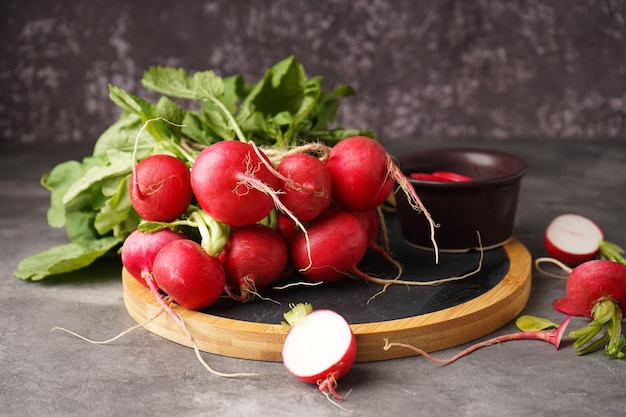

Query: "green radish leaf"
(515, 315), (559, 332)
(15, 236), (124, 281)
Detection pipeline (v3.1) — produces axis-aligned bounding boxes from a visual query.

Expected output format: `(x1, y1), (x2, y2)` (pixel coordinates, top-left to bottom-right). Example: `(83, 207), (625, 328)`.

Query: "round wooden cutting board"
(122, 233), (531, 363)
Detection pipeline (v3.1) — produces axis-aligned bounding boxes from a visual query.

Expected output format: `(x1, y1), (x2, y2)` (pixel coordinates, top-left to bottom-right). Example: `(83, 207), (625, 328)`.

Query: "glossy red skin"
(282, 309), (357, 384)
(276, 214), (297, 245)
(152, 239), (225, 310)
(218, 224), (288, 302)
(190, 141), (280, 226)
(277, 153), (332, 222)
(130, 154), (192, 222)
(121, 229), (186, 287)
(554, 259), (626, 318)
(352, 209), (378, 246)
(289, 210), (368, 283)
(325, 136), (395, 212)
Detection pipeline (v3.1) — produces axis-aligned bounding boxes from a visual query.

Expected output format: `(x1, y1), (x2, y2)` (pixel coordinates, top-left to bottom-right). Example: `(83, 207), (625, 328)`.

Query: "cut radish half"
(544, 214), (604, 267)
(281, 304), (356, 399)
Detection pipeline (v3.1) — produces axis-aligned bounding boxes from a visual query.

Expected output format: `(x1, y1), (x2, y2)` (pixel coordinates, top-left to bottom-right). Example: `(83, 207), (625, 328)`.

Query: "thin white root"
(534, 257), (572, 278)
(366, 231), (484, 304)
(51, 308), (166, 344)
(272, 280), (324, 290)
(387, 156), (440, 263)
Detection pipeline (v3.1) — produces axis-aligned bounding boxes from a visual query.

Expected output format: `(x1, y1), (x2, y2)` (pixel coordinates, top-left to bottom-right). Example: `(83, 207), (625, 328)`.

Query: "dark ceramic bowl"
(395, 148), (527, 252)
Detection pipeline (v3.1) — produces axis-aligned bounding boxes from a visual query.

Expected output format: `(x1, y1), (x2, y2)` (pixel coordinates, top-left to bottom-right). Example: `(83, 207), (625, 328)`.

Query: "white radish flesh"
(544, 214), (604, 267)
(282, 305), (356, 400)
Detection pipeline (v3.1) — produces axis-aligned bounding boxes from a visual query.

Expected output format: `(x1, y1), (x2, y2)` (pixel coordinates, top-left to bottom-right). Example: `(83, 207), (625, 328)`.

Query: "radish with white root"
(130, 154), (193, 222)
(281, 303), (356, 403)
(190, 141), (281, 227)
(536, 259), (626, 358)
(543, 213), (626, 267)
(324, 135), (439, 260)
(218, 224), (288, 303)
(383, 315), (572, 364)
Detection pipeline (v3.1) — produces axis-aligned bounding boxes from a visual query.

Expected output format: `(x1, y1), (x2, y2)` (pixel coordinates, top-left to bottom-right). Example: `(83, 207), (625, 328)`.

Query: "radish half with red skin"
(121, 228), (187, 287)
(152, 239), (226, 310)
(544, 213), (626, 267)
(282, 303), (356, 400)
(544, 214), (605, 267)
(130, 154), (192, 222)
(190, 141), (280, 227)
(218, 224), (288, 303)
(552, 259), (626, 358)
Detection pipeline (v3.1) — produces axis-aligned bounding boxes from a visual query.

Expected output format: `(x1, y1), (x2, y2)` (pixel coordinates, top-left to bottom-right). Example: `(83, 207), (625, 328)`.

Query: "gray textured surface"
(2, 138), (625, 417)
(2, 0), (626, 144)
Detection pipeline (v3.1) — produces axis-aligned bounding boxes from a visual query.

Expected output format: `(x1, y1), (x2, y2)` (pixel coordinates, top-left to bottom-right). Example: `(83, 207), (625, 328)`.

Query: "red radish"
(431, 171), (473, 182)
(289, 209), (369, 283)
(384, 315), (572, 364)
(544, 214), (604, 267)
(352, 209), (402, 278)
(281, 303), (356, 401)
(325, 136), (395, 212)
(120, 226), (254, 377)
(121, 228), (186, 287)
(276, 213), (297, 245)
(325, 136), (439, 260)
(130, 154), (192, 222)
(550, 259), (626, 357)
(152, 239), (226, 310)
(190, 141), (281, 227)
(218, 224), (288, 303)
(276, 153), (332, 222)
(409, 171), (473, 182)
(409, 173), (442, 181)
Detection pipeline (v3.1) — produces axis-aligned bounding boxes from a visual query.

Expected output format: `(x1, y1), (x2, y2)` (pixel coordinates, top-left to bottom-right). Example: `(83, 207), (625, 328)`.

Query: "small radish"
(276, 213), (297, 245)
(218, 224), (288, 303)
(325, 136), (439, 259)
(289, 209), (369, 283)
(276, 153), (332, 222)
(130, 154), (192, 222)
(281, 303), (356, 402)
(325, 136), (395, 212)
(121, 226), (254, 378)
(550, 259), (626, 358)
(190, 141), (281, 227)
(544, 213), (626, 267)
(152, 239), (226, 310)
(121, 228), (186, 287)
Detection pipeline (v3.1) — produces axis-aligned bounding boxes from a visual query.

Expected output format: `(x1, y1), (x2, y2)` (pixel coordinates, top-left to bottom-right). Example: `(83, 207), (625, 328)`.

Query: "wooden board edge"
(122, 238), (532, 363)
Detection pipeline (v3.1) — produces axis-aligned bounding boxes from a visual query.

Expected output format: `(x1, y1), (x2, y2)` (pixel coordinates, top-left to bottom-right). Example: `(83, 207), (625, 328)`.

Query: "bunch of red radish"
(122, 136), (433, 312)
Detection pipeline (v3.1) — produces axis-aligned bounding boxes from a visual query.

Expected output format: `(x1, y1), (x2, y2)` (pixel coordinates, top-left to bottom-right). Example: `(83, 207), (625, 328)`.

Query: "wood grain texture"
(122, 238), (531, 363)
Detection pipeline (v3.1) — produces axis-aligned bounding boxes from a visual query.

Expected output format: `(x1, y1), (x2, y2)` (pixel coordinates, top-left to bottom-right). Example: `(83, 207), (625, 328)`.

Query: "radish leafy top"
(15, 56), (374, 281)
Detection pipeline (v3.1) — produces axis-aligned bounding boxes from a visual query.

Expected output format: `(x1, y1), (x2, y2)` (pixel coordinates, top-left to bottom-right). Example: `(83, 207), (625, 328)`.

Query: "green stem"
(206, 96), (248, 143)
(568, 299), (625, 358)
(599, 240), (626, 265)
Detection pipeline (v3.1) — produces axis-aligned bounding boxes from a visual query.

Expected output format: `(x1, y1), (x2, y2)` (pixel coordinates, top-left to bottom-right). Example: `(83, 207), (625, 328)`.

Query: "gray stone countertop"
(1, 138), (625, 417)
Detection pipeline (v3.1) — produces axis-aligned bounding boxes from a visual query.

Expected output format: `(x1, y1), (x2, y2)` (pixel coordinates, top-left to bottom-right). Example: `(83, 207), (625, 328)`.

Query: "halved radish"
(281, 303), (356, 400)
(544, 214), (604, 267)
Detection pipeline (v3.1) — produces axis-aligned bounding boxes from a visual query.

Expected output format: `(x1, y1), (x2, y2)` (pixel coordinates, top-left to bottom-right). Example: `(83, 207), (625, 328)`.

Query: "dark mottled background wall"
(1, 0), (625, 145)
